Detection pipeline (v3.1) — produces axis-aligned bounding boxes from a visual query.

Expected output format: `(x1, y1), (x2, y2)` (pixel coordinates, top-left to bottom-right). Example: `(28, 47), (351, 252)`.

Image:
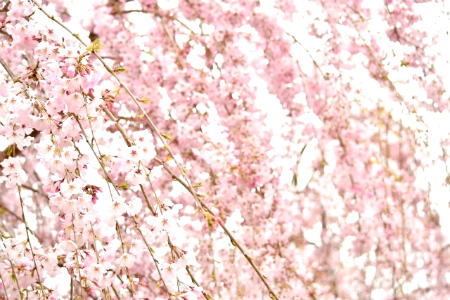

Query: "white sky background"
(1, 0), (450, 297)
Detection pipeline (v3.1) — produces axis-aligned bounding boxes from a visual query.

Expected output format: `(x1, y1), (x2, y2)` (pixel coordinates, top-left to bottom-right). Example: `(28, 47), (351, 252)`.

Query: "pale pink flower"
(117, 252), (136, 268)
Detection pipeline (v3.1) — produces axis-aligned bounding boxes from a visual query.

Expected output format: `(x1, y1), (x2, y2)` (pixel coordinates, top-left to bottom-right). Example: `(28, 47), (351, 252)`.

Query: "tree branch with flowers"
(0, 0), (449, 299)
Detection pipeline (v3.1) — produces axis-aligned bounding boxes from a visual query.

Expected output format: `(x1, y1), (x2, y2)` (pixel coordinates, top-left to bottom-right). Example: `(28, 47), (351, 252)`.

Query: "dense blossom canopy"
(0, 0), (450, 299)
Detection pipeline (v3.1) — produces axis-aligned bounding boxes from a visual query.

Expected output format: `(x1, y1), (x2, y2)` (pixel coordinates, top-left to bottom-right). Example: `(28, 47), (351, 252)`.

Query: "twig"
(140, 184), (156, 215)
(0, 237), (23, 300)
(168, 237), (212, 300)
(0, 268), (10, 300)
(286, 32), (325, 79)
(133, 217), (172, 296)
(153, 158), (279, 299)
(0, 200), (23, 223)
(18, 186), (47, 299)
(0, 57), (19, 81)
(100, 105), (133, 147)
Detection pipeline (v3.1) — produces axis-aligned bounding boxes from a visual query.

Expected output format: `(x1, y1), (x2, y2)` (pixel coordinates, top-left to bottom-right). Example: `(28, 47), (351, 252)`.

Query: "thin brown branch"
(18, 186), (47, 299)
(100, 105), (133, 147)
(153, 157), (279, 299)
(0, 237), (23, 300)
(286, 31), (325, 79)
(0, 200), (22, 223)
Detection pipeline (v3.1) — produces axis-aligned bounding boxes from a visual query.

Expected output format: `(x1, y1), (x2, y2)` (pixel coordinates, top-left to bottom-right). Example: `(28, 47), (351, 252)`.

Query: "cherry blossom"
(0, 0), (449, 299)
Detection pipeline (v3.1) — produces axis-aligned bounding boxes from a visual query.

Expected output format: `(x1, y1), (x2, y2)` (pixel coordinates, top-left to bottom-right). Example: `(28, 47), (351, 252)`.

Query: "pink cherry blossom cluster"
(0, 0), (450, 299)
